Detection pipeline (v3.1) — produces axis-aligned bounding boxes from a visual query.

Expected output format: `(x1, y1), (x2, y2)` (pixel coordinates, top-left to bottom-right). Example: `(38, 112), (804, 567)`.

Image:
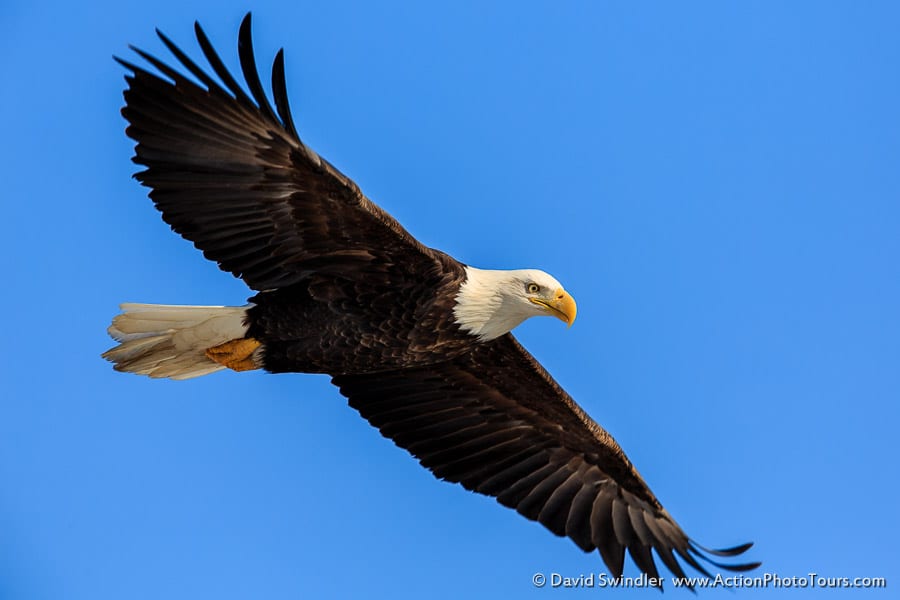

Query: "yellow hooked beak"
(530, 288), (577, 327)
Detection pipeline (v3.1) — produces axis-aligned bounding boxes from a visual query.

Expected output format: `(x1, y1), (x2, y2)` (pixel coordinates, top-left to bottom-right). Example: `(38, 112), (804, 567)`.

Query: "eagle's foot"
(205, 337), (261, 372)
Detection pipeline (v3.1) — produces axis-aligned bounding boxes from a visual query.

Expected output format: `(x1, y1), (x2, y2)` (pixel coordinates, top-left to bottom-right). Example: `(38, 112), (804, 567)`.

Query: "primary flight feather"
(104, 13), (759, 585)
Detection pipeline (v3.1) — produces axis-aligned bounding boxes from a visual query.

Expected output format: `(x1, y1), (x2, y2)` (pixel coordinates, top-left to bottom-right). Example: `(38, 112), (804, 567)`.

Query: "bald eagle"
(104, 14), (759, 584)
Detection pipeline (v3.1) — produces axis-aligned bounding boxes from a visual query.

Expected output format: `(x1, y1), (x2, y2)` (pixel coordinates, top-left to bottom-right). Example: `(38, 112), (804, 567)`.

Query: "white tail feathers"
(102, 303), (253, 380)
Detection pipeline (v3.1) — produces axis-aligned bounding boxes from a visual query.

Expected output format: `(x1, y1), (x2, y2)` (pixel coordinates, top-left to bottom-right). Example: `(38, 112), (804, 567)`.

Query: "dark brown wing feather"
(115, 13), (443, 291)
(333, 335), (759, 585)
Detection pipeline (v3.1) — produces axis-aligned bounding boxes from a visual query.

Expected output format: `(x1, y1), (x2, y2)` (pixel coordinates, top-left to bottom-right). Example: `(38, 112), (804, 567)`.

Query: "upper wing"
(332, 335), (759, 585)
(116, 14), (444, 291)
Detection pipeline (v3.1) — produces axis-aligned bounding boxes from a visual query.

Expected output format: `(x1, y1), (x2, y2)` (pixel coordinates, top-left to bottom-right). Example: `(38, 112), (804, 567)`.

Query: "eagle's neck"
(452, 266), (530, 341)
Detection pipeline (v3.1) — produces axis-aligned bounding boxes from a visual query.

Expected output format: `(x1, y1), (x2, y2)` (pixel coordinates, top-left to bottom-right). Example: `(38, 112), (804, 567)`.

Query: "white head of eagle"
(452, 267), (577, 341)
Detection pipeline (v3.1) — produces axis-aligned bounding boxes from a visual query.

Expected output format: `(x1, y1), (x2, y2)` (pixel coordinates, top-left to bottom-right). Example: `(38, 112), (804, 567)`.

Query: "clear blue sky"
(1, 1), (898, 598)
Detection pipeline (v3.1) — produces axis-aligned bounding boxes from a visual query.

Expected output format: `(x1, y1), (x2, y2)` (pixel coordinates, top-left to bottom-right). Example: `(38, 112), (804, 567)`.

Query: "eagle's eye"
(526, 283), (541, 294)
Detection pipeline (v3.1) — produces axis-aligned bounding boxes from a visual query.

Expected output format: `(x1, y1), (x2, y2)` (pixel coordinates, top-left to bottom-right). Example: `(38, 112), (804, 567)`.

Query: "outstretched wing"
(333, 335), (759, 585)
(116, 13), (445, 291)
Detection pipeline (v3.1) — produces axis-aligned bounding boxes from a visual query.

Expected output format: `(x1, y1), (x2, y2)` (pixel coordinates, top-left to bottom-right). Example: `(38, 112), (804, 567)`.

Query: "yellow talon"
(205, 337), (262, 372)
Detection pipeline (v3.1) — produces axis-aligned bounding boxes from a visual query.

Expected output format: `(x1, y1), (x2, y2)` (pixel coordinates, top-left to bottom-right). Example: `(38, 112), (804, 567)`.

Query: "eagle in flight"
(104, 13), (759, 585)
